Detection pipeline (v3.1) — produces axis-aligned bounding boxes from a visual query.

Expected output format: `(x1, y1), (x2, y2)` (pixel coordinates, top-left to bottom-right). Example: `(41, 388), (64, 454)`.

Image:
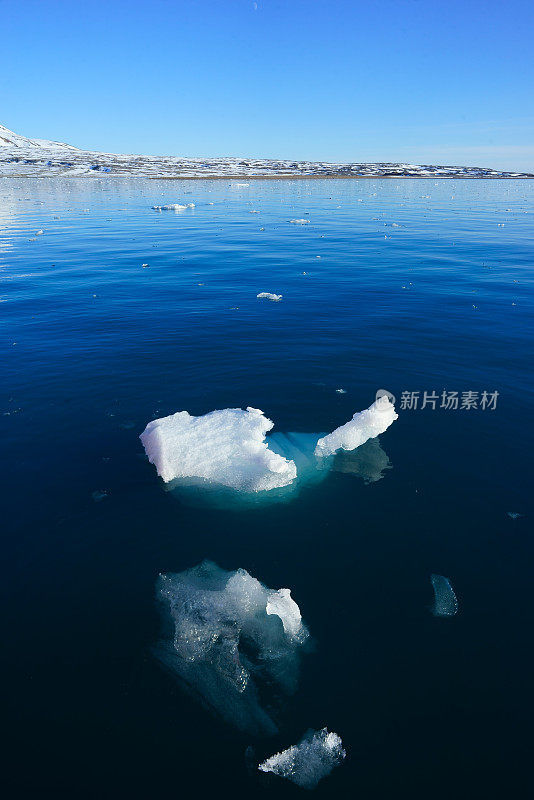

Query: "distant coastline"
(151, 174), (534, 180)
(2, 123), (533, 180)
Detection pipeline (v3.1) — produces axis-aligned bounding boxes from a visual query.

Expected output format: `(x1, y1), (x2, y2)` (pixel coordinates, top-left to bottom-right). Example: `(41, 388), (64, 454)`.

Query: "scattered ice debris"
(91, 489), (108, 502)
(156, 561), (309, 735)
(152, 203), (195, 211)
(290, 218), (310, 224)
(258, 728), (346, 789)
(430, 574), (458, 617)
(335, 388), (346, 394)
(507, 511), (523, 520)
(257, 292), (282, 302)
(314, 395), (398, 458)
(140, 406), (297, 491)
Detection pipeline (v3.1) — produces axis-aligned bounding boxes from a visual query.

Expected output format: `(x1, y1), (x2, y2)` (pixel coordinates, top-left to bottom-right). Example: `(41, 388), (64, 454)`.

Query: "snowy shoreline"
(2, 123), (532, 180)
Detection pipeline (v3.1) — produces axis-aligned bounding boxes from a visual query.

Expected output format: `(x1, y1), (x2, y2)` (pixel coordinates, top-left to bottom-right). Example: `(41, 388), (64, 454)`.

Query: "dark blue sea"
(1, 177), (533, 798)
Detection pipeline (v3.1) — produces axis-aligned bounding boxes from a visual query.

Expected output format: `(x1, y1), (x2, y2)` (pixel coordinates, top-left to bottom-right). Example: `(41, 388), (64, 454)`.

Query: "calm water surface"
(1, 178), (533, 798)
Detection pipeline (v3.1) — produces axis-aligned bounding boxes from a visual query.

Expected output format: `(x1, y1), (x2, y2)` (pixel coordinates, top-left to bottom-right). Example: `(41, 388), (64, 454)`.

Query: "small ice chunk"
(507, 511), (523, 520)
(152, 203), (195, 210)
(257, 292), (282, 302)
(140, 406), (297, 491)
(430, 574), (458, 617)
(335, 388), (346, 394)
(314, 395), (398, 458)
(35, 230), (44, 235)
(258, 728), (346, 789)
(91, 489), (108, 502)
(289, 218), (310, 224)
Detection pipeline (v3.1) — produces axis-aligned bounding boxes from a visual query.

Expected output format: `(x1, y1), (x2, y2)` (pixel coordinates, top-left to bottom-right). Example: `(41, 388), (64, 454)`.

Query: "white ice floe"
(156, 561), (309, 735)
(152, 203), (195, 211)
(314, 394), (398, 458)
(430, 574), (458, 617)
(257, 292), (282, 301)
(289, 218), (310, 224)
(258, 728), (346, 789)
(140, 406), (297, 491)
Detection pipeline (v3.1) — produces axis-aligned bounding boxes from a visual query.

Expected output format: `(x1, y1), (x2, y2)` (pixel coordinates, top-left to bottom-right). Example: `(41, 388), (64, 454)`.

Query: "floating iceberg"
(289, 218), (310, 224)
(156, 561), (309, 735)
(152, 203), (195, 211)
(140, 395), (396, 502)
(257, 292), (282, 301)
(258, 728), (346, 789)
(140, 407), (297, 491)
(430, 574), (458, 617)
(314, 394), (398, 458)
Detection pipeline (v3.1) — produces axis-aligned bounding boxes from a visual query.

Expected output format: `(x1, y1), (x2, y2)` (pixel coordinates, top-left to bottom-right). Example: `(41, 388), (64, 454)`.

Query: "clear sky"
(2, 0), (533, 170)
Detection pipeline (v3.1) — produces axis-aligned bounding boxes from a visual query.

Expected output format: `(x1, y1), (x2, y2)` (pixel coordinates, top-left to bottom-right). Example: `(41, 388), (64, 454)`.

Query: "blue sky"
(2, 0), (533, 170)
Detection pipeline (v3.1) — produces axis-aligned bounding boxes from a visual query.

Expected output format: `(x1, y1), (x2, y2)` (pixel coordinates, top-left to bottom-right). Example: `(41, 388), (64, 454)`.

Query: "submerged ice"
(156, 561), (309, 735)
(430, 574), (458, 617)
(140, 407), (297, 491)
(314, 395), (398, 458)
(258, 728), (346, 789)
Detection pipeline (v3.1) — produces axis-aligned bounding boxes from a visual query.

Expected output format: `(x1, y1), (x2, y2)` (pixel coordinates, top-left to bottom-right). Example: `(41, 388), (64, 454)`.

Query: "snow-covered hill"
(0, 123), (532, 179)
(0, 123), (79, 152)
